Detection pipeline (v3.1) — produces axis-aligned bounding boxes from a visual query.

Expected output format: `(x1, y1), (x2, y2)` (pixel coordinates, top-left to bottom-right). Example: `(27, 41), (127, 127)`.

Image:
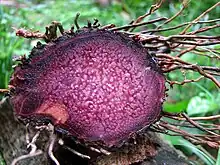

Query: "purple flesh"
(10, 30), (165, 147)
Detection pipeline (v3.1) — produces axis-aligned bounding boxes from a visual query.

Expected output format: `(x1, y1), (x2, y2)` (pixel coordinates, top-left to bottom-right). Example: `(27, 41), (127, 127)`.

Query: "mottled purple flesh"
(10, 29), (165, 147)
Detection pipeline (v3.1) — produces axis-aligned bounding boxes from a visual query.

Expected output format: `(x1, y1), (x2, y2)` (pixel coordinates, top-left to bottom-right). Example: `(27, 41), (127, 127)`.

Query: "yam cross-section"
(9, 29), (166, 147)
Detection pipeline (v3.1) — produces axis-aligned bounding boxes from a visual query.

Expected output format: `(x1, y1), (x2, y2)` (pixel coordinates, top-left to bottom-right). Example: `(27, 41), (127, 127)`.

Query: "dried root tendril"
(10, 123), (61, 165)
(11, 126), (43, 165)
(153, 112), (220, 149)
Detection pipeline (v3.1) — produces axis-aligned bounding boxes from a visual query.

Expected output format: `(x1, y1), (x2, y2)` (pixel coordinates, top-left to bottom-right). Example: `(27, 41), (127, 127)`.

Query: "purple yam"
(9, 30), (166, 147)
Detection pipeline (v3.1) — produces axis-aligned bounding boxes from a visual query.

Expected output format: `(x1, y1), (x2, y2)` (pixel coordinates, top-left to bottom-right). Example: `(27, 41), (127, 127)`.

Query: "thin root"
(100, 148), (111, 155)
(48, 134), (60, 165)
(0, 89), (9, 93)
(11, 128), (42, 165)
(11, 150), (43, 165)
(74, 13), (80, 30)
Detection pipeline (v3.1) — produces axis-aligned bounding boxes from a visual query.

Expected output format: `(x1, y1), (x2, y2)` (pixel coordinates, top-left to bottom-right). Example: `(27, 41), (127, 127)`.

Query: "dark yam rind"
(9, 29), (166, 147)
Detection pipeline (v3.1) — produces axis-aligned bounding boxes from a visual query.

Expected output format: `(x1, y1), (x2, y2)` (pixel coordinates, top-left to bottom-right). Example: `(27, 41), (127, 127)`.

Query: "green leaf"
(163, 135), (216, 165)
(163, 100), (189, 113)
(216, 147), (220, 165)
(0, 151), (6, 165)
(179, 139), (216, 165)
(186, 94), (219, 116)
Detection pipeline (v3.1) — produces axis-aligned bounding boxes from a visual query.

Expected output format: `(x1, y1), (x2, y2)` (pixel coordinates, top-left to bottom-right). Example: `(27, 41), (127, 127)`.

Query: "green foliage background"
(0, 0), (219, 164)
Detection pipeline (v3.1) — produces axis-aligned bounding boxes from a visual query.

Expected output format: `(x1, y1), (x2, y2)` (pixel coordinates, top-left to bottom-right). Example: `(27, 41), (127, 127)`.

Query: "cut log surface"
(0, 98), (188, 165)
